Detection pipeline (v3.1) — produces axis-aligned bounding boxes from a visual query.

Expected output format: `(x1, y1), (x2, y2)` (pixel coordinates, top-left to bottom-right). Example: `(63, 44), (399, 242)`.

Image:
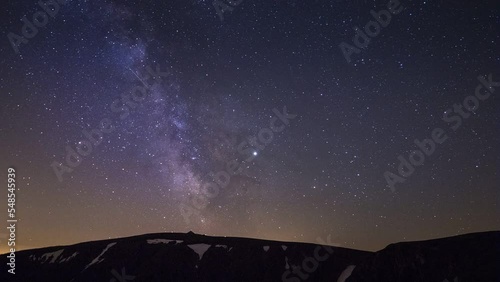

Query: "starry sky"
(0, 0), (498, 254)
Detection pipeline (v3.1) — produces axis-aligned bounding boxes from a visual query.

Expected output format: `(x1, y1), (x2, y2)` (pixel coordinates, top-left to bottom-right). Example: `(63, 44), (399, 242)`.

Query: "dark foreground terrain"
(1, 231), (499, 282)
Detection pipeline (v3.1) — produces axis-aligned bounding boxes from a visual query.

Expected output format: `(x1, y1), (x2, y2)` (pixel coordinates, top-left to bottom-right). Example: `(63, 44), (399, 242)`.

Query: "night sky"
(0, 0), (498, 254)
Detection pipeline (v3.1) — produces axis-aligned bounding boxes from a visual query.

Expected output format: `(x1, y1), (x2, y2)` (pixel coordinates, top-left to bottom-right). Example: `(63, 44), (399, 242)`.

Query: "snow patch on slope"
(337, 265), (356, 282)
(41, 249), (64, 263)
(187, 244), (211, 260)
(60, 252), (79, 263)
(84, 242), (116, 269)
